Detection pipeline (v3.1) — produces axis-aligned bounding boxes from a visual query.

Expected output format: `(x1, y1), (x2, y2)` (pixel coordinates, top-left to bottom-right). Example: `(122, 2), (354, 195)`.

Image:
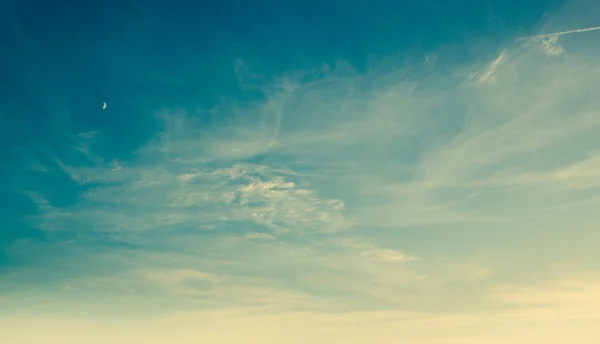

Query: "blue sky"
(2, 0), (600, 343)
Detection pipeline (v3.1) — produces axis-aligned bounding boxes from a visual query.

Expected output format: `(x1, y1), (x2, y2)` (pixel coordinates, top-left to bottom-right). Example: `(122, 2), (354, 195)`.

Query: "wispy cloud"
(519, 25), (600, 55)
(14, 20), (600, 315)
(4, 3), (600, 343)
(520, 25), (600, 40)
(360, 248), (419, 262)
(470, 50), (507, 84)
(26, 158), (347, 236)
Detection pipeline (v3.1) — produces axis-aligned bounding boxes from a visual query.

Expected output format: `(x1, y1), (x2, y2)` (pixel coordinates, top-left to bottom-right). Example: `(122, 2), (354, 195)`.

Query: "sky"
(2, 0), (600, 343)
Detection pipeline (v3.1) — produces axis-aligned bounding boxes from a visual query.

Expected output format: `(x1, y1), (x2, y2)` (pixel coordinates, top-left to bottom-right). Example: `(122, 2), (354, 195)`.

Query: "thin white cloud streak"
(471, 50), (506, 84)
(519, 25), (600, 40)
(519, 25), (600, 55)
(360, 248), (419, 262)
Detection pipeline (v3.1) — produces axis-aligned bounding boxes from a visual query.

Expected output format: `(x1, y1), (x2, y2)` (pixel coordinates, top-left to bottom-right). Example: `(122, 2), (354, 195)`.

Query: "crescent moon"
(102, 102), (107, 110)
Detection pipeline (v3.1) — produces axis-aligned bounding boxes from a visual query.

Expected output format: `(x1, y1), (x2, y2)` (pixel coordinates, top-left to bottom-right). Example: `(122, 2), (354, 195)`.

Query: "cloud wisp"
(519, 25), (600, 40)
(519, 25), (600, 55)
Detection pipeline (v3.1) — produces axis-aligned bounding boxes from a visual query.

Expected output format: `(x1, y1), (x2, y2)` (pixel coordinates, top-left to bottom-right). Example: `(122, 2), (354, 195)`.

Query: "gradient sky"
(2, 0), (600, 343)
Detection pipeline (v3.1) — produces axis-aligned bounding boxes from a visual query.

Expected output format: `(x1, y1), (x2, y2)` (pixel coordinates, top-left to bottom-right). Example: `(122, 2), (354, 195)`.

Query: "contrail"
(519, 25), (600, 41)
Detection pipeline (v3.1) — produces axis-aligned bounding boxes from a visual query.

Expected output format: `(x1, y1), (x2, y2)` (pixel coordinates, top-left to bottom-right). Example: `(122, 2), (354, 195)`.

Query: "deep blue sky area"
(1, 0), (561, 136)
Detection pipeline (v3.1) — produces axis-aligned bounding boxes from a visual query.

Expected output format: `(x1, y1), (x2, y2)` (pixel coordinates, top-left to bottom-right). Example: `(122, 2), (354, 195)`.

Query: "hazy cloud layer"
(3, 2), (600, 343)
